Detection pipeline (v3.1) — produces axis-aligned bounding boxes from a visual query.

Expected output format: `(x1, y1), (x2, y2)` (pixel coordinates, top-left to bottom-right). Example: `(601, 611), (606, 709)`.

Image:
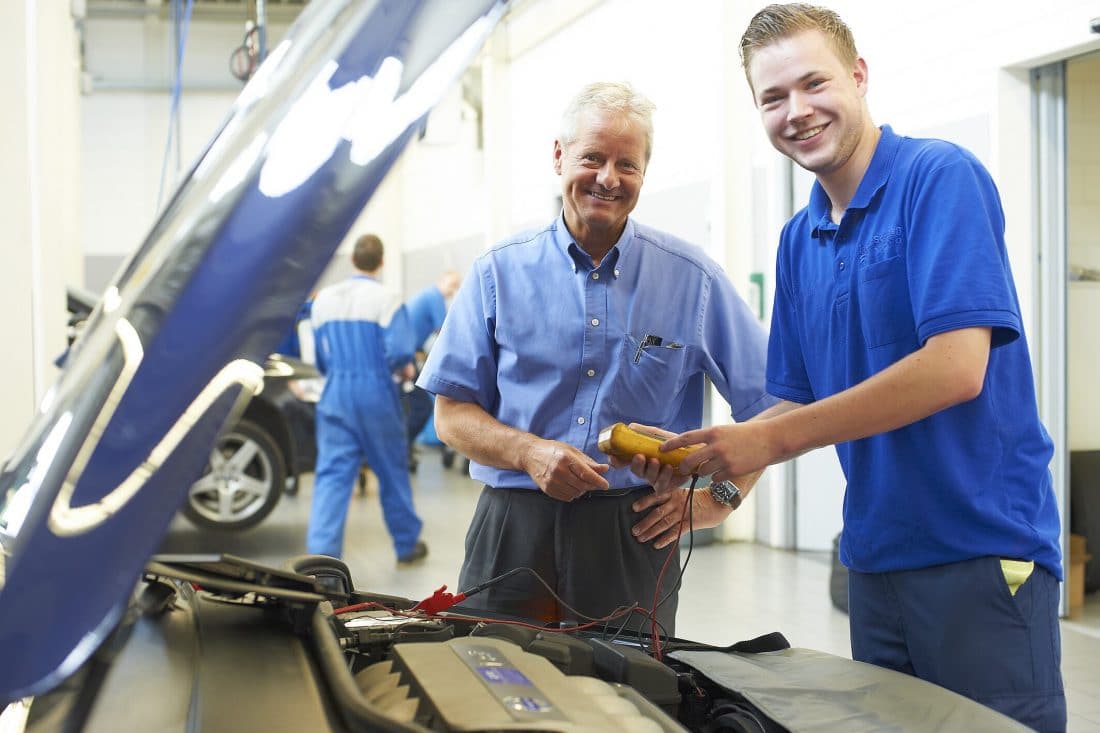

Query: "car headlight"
(286, 377), (324, 403)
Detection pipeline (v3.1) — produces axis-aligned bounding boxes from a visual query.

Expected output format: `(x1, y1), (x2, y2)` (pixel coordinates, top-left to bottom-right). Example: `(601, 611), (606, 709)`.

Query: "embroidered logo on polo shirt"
(859, 226), (903, 265)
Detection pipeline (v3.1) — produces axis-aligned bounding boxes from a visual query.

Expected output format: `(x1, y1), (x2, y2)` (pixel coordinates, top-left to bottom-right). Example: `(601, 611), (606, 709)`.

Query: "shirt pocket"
(606, 332), (691, 425)
(857, 256), (915, 348)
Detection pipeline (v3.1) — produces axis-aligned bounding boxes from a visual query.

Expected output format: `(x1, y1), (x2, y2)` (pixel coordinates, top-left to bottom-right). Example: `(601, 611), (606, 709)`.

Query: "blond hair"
(740, 4), (858, 90)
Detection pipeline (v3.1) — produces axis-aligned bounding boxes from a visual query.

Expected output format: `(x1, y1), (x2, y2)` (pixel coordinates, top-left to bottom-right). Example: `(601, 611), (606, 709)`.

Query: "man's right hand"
(521, 438), (610, 502)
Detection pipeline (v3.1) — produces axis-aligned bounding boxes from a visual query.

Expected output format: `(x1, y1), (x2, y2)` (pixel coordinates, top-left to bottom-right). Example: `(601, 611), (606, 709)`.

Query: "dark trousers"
(849, 556), (1066, 732)
(457, 486), (679, 637)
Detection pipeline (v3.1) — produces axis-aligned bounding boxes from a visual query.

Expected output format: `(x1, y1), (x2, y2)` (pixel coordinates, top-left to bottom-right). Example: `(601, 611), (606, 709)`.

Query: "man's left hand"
(630, 485), (733, 549)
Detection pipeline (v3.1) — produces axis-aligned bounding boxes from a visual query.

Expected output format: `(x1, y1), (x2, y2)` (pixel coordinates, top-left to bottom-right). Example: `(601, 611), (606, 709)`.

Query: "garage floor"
(160, 445), (1100, 732)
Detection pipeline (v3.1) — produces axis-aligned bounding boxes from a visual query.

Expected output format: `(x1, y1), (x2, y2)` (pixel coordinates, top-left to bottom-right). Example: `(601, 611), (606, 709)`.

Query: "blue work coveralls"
(307, 274), (422, 559)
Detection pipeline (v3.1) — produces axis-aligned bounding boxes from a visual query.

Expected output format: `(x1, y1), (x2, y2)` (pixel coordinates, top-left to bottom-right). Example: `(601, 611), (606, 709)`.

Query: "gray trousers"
(457, 485), (680, 637)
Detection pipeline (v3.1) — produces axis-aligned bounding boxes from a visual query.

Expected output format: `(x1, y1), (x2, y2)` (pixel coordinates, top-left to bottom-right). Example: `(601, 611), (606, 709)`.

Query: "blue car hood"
(0, 0), (507, 703)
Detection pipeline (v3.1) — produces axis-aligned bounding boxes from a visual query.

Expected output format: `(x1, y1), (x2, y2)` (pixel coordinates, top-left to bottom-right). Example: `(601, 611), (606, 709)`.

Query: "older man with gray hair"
(418, 82), (771, 635)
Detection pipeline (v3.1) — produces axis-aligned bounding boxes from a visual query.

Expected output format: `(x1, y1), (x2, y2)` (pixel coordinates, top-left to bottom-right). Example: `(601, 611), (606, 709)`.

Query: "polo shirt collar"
(810, 124), (901, 238)
(849, 124), (900, 211)
(554, 212), (631, 276)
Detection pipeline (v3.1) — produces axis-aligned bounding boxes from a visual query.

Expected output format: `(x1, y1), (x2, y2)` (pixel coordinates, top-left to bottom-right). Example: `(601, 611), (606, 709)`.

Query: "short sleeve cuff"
(765, 381), (814, 405)
(416, 373), (487, 408)
(732, 392), (781, 422)
(918, 309), (1020, 348)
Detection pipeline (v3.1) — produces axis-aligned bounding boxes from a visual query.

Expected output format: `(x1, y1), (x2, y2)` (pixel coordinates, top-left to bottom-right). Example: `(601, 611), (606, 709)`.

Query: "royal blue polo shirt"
(418, 214), (774, 491)
(768, 125), (1062, 579)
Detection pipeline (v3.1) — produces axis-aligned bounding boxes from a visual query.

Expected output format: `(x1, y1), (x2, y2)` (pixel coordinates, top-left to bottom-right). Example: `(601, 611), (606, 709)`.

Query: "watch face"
(710, 481), (741, 507)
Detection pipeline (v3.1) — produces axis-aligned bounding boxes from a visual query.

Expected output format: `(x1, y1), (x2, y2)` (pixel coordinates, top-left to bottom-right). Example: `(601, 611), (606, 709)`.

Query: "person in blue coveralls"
(657, 5), (1065, 730)
(408, 270), (461, 349)
(307, 234), (427, 565)
(417, 82), (773, 635)
(402, 270), (461, 452)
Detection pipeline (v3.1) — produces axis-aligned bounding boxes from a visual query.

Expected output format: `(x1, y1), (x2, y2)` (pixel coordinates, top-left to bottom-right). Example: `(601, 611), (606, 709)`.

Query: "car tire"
(182, 419), (286, 531)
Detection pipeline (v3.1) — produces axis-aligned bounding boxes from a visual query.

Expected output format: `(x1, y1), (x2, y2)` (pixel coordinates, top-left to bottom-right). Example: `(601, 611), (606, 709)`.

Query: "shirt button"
(592, 272), (600, 280)
(839, 261), (846, 270)
(591, 318), (599, 326)
(587, 369), (596, 377)
(614, 269), (620, 277)
(577, 417), (586, 425)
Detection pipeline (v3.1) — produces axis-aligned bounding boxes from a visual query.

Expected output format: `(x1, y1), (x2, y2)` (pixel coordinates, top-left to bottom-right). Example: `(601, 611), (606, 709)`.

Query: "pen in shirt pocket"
(633, 333), (684, 363)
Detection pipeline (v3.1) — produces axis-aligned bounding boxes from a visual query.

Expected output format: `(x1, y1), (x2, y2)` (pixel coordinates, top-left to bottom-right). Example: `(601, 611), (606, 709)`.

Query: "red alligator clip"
(412, 585), (467, 614)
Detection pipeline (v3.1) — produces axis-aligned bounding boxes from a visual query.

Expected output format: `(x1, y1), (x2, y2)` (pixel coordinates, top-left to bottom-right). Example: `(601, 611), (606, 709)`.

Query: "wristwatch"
(708, 480), (743, 509)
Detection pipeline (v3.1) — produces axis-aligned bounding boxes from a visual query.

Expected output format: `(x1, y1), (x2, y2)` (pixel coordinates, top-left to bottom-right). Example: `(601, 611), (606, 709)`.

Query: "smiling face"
(748, 29), (876, 197)
(553, 109), (647, 257)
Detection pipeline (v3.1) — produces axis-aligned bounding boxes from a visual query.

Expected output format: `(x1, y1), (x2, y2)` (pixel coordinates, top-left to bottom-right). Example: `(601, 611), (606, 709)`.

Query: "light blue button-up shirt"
(417, 215), (773, 490)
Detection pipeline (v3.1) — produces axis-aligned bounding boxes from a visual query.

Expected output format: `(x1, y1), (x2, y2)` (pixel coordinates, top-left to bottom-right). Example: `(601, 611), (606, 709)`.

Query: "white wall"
(0, 3), (82, 462)
(80, 15), (294, 287)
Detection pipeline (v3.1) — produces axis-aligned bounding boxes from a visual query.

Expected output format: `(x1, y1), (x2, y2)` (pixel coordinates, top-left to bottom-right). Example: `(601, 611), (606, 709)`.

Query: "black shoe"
(397, 541), (428, 566)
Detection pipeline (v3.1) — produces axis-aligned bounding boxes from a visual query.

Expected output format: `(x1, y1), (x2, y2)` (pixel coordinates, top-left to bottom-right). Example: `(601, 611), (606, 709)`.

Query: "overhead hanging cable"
(156, 0), (195, 211)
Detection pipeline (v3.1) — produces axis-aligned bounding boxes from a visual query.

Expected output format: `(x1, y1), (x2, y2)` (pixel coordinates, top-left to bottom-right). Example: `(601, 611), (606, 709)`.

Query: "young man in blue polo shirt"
(660, 4), (1064, 730)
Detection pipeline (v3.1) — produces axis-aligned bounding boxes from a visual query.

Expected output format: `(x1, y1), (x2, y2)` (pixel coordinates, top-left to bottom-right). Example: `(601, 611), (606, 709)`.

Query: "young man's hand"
(664, 422), (780, 484)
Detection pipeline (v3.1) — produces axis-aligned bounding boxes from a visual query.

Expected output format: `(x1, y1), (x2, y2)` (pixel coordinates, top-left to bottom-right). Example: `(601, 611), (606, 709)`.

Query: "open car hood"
(0, 0), (508, 703)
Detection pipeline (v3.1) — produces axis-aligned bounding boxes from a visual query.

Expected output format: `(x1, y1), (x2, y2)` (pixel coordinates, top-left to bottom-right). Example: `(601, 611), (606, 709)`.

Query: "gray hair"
(559, 82), (656, 165)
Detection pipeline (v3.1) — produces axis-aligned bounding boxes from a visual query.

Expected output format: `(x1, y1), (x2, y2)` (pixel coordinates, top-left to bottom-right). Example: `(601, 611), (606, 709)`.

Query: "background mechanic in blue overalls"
(401, 270), (462, 462)
(307, 233), (427, 565)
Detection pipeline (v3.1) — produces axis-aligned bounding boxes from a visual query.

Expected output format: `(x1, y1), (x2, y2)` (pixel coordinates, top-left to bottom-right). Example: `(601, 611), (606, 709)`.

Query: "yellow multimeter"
(597, 423), (698, 468)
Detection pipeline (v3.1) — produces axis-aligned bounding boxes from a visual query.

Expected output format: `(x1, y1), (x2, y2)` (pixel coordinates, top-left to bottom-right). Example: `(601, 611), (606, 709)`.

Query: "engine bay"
(28, 553), (782, 733)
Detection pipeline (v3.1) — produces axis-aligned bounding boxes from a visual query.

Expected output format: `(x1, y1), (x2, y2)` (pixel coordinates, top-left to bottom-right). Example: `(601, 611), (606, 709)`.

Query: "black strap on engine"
(668, 631), (791, 655)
